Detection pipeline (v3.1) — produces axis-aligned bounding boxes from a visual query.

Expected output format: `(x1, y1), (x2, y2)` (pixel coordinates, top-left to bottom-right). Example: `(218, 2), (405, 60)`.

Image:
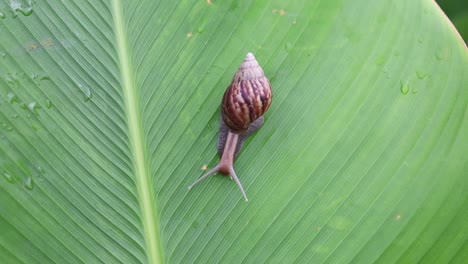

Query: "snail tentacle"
(188, 52), (272, 202)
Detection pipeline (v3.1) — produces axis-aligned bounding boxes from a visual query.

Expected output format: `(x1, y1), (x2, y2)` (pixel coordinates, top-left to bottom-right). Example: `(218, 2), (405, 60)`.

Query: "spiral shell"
(221, 52), (272, 133)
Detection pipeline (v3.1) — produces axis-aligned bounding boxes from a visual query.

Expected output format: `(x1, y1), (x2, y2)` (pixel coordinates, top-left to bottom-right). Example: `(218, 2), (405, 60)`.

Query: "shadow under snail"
(188, 52), (272, 202)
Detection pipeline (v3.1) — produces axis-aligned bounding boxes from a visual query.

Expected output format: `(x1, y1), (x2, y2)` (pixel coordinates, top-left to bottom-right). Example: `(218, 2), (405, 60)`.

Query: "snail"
(188, 52), (272, 202)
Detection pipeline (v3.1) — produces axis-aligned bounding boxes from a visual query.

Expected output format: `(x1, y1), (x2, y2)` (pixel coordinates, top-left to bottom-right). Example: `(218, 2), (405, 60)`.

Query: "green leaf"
(0, 0), (466, 263)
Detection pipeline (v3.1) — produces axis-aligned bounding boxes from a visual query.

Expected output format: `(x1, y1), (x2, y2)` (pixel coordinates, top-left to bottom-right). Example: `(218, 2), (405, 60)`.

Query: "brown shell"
(221, 52), (272, 133)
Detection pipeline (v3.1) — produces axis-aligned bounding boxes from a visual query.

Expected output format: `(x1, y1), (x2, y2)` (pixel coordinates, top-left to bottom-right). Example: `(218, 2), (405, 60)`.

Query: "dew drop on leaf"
(36, 166), (45, 182)
(383, 68), (391, 79)
(7, 92), (19, 104)
(2, 172), (14, 183)
(0, 11), (5, 19)
(23, 176), (34, 190)
(10, 0), (33, 17)
(28, 101), (39, 112)
(416, 70), (426, 79)
(83, 87), (92, 102)
(46, 99), (53, 108)
(19, 7), (33, 16)
(31, 73), (50, 86)
(37, 166), (45, 174)
(4, 73), (20, 88)
(78, 83), (92, 101)
(375, 55), (387, 66)
(435, 49), (444, 60)
(400, 81), (409, 95)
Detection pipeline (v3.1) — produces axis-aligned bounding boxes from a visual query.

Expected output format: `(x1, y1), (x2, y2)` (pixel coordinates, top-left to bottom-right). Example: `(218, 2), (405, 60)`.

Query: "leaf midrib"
(111, 1), (163, 263)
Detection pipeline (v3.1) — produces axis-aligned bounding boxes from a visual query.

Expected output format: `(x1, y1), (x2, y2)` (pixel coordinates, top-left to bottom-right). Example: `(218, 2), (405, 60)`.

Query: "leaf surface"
(0, 0), (466, 263)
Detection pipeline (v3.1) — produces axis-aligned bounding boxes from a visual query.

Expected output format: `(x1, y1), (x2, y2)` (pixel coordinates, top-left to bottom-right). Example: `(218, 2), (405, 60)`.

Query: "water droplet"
(7, 92), (19, 104)
(20, 7), (33, 16)
(416, 70), (426, 79)
(375, 55), (387, 66)
(435, 49), (445, 60)
(31, 73), (50, 86)
(417, 37), (423, 43)
(2, 172), (14, 183)
(37, 166), (45, 174)
(400, 81), (409, 95)
(0, 52), (5, 57)
(23, 176), (34, 190)
(81, 87), (92, 102)
(27, 101), (40, 112)
(10, 0), (33, 17)
(12, 114), (18, 119)
(285, 42), (292, 52)
(46, 99), (53, 108)
(383, 68), (390, 78)
(0, 11), (5, 19)
(36, 166), (45, 182)
(4, 73), (20, 88)
(31, 124), (39, 131)
(411, 88), (418, 94)
(20, 104), (27, 110)
(197, 27), (204, 33)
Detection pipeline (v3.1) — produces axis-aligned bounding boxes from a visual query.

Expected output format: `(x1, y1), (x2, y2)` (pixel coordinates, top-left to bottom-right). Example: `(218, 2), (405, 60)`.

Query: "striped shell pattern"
(221, 53), (272, 133)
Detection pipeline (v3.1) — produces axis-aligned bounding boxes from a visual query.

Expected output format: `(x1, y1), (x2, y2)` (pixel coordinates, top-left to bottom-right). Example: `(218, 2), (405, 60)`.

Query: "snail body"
(188, 52), (272, 202)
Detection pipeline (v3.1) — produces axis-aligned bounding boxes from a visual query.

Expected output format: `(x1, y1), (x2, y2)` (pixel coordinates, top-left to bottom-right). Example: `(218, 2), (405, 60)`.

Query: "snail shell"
(221, 52), (272, 133)
(188, 52), (272, 202)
